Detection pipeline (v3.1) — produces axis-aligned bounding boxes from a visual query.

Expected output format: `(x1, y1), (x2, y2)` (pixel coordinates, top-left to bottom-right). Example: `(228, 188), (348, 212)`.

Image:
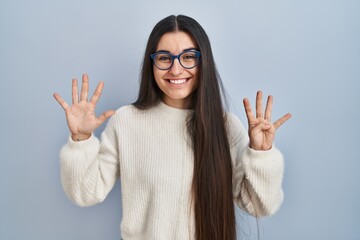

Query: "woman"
(53, 15), (291, 240)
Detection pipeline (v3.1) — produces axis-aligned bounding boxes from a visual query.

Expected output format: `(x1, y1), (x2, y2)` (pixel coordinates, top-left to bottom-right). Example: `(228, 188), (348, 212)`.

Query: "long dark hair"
(133, 15), (236, 240)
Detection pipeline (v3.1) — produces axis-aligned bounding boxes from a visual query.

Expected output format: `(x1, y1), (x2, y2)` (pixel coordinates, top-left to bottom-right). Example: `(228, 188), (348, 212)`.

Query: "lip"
(164, 77), (191, 87)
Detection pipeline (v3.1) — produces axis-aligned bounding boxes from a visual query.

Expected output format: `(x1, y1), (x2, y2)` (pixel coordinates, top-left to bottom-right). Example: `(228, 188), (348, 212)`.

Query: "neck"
(162, 96), (193, 109)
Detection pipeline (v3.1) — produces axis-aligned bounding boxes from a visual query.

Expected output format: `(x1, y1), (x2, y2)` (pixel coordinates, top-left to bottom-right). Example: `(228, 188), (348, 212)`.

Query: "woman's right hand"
(53, 74), (115, 141)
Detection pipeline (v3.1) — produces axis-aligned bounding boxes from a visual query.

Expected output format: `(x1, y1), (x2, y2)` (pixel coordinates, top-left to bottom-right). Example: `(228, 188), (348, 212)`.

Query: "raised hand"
(243, 91), (291, 151)
(53, 74), (115, 141)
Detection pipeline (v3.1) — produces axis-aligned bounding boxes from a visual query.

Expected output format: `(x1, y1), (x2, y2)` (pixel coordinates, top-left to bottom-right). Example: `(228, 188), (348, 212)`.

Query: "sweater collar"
(156, 101), (193, 118)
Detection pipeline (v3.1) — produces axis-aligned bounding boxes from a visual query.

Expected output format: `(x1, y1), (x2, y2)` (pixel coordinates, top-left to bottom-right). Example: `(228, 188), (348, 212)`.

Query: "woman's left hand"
(243, 91), (291, 151)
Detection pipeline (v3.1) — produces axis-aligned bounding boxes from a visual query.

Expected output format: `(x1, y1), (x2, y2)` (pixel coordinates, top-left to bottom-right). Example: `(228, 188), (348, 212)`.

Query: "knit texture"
(60, 101), (284, 240)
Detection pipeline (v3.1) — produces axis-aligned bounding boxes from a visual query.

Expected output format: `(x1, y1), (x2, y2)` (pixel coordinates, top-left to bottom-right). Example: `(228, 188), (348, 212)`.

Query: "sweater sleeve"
(226, 113), (284, 217)
(60, 114), (120, 207)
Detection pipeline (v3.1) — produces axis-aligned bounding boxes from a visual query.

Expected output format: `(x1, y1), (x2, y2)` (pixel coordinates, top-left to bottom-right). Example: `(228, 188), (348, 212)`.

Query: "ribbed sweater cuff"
(65, 134), (100, 150)
(242, 145), (284, 168)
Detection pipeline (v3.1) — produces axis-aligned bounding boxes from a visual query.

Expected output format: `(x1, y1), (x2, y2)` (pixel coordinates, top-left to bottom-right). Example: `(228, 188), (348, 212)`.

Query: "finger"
(53, 93), (69, 110)
(243, 98), (256, 123)
(90, 81), (104, 105)
(80, 73), (89, 102)
(97, 110), (116, 126)
(273, 113), (292, 129)
(256, 90), (263, 118)
(251, 122), (272, 134)
(264, 95), (273, 121)
(72, 78), (79, 104)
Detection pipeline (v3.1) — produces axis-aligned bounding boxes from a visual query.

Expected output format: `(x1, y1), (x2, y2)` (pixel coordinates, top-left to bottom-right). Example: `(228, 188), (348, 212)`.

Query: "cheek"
(191, 69), (199, 85)
(153, 67), (162, 84)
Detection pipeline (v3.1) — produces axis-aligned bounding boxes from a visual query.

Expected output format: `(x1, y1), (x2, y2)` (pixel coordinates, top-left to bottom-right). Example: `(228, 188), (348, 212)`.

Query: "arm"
(228, 91), (291, 217)
(60, 115), (120, 207)
(227, 113), (284, 217)
(54, 74), (117, 206)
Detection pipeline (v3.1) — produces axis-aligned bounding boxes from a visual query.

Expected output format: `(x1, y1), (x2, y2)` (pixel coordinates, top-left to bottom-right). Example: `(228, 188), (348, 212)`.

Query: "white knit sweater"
(60, 101), (284, 240)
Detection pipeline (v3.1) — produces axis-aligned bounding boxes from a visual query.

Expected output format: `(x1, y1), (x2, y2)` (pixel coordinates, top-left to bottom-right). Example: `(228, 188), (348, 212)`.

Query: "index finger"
(243, 98), (256, 123)
(90, 81), (104, 105)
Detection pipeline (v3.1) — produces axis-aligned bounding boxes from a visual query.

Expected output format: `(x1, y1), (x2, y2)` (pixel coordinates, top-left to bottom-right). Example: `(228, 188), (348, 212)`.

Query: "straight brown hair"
(133, 15), (236, 240)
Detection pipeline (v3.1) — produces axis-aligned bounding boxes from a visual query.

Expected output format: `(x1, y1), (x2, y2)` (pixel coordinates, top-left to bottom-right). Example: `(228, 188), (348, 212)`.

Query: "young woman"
(53, 15), (291, 240)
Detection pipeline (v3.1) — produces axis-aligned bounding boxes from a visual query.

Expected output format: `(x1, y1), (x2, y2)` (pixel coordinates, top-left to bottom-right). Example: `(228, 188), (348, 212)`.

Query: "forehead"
(156, 31), (197, 53)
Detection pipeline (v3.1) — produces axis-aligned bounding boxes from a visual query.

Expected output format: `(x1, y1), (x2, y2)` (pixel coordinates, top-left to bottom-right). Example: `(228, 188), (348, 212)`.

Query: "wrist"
(249, 144), (272, 151)
(71, 133), (91, 142)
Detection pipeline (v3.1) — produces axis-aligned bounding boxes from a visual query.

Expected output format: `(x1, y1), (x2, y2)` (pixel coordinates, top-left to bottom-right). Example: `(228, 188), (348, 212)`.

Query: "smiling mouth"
(166, 78), (191, 85)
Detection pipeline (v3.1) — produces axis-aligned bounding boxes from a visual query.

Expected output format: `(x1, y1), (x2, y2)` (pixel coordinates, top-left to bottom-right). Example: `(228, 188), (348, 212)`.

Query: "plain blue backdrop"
(1, 0), (359, 239)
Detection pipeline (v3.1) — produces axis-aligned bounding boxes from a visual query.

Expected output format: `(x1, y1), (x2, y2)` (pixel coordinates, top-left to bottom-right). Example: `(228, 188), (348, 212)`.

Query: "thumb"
(97, 110), (116, 126)
(252, 122), (271, 134)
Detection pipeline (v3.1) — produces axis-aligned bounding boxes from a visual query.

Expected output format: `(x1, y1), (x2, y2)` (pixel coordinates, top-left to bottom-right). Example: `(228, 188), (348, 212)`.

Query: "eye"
(181, 52), (196, 61)
(156, 54), (171, 62)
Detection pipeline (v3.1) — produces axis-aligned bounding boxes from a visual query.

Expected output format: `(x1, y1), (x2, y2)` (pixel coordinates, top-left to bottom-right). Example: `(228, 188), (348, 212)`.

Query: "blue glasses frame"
(150, 50), (201, 70)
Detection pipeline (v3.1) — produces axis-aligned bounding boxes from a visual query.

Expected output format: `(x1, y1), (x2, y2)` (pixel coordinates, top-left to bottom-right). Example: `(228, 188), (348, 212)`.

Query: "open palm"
(53, 74), (115, 141)
(243, 91), (291, 151)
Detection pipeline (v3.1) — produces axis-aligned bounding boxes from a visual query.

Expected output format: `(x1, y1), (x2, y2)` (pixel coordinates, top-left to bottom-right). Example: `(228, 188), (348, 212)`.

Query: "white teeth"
(169, 78), (188, 84)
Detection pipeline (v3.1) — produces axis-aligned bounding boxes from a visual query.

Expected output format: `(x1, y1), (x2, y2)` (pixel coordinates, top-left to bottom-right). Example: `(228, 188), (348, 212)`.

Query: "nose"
(169, 58), (184, 76)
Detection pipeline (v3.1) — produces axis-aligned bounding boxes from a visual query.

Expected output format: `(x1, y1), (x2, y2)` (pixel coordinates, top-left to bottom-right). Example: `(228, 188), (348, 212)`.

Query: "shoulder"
(224, 112), (247, 147)
(225, 112), (245, 130)
(104, 104), (143, 127)
(115, 104), (139, 115)
(109, 103), (159, 128)
(112, 104), (147, 119)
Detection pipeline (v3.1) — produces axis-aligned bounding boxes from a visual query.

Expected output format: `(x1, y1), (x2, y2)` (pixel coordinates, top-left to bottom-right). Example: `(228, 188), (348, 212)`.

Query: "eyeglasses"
(150, 50), (201, 70)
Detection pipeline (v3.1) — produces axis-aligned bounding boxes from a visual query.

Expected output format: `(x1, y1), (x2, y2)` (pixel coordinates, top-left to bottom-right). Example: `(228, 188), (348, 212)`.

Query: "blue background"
(1, 0), (359, 239)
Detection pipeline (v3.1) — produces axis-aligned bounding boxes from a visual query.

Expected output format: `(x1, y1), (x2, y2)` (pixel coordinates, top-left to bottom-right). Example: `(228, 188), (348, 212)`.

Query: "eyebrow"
(155, 47), (198, 53)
